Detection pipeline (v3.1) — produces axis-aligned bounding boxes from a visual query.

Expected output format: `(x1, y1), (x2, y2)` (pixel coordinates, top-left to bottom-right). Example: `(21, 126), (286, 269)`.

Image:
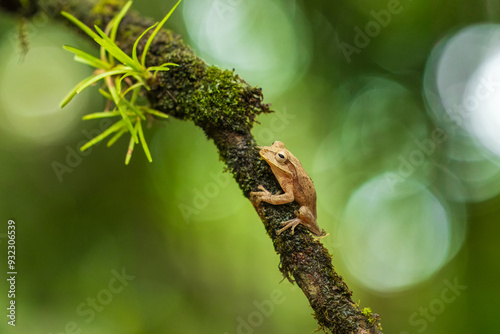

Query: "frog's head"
(258, 141), (293, 176)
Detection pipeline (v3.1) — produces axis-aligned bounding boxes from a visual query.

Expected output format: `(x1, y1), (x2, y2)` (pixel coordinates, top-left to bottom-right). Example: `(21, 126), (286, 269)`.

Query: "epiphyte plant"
(60, 0), (181, 164)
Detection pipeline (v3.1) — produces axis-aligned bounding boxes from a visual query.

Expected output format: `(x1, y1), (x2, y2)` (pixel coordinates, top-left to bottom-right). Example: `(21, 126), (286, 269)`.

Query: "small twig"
(166, 90), (177, 103)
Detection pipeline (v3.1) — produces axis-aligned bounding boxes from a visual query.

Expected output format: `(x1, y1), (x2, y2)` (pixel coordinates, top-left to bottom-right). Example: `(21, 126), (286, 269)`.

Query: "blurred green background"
(1, 0), (500, 333)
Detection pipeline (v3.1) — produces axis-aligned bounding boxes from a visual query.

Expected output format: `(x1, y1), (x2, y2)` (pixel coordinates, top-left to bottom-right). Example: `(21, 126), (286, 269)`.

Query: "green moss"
(362, 307), (373, 319)
(91, 0), (125, 16)
(362, 307), (383, 330)
(91, 0), (126, 26)
(150, 40), (268, 134)
(188, 66), (256, 132)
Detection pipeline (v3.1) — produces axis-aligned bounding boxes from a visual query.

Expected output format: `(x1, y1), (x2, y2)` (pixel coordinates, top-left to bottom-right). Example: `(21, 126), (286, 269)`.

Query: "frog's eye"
(276, 151), (287, 163)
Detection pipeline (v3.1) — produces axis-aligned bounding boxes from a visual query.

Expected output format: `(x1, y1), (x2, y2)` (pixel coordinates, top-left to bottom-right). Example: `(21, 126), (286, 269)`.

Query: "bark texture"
(0, 0), (383, 332)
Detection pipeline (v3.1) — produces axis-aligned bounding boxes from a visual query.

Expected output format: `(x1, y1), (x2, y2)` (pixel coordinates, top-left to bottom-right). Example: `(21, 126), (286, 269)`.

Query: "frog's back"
(288, 154), (317, 215)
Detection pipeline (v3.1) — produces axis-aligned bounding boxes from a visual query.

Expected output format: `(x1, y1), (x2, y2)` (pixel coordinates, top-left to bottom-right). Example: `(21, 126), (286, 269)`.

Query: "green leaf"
(125, 129), (137, 165)
(117, 102), (137, 142)
(136, 119), (153, 162)
(73, 55), (105, 69)
(129, 82), (141, 104)
(99, 88), (113, 100)
(94, 25), (140, 71)
(140, 107), (169, 119)
(63, 45), (110, 69)
(121, 95), (146, 120)
(132, 23), (158, 70)
(80, 120), (126, 151)
(121, 82), (144, 97)
(107, 83), (137, 141)
(107, 127), (128, 147)
(61, 68), (127, 108)
(141, 0), (182, 67)
(61, 11), (101, 40)
(60, 77), (87, 108)
(147, 63), (177, 77)
(131, 73), (148, 89)
(113, 75), (145, 119)
(115, 72), (148, 91)
(115, 72), (138, 96)
(109, 1), (133, 42)
(82, 111), (121, 120)
(148, 62), (179, 69)
(75, 67), (131, 94)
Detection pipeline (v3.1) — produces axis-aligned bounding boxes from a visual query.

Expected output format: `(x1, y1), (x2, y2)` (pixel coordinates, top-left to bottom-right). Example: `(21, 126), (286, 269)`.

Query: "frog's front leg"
(278, 206), (325, 237)
(250, 184), (294, 206)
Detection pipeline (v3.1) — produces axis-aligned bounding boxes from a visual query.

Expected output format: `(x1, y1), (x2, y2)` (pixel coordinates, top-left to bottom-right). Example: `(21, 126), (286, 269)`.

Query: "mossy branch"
(1, 0), (383, 332)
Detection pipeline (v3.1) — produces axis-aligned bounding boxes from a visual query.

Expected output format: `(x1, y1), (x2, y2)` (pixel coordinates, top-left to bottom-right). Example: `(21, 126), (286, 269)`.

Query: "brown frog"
(251, 141), (326, 237)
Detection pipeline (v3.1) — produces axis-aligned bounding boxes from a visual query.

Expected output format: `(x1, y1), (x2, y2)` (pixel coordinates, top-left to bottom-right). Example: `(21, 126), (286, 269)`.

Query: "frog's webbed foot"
(277, 218), (302, 235)
(278, 220), (329, 238)
(313, 231), (329, 240)
(257, 184), (271, 193)
(250, 185), (291, 206)
(250, 185), (272, 206)
(277, 207), (326, 237)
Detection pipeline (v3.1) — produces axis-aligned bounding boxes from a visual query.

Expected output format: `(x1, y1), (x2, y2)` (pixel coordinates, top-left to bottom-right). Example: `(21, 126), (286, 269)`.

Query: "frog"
(250, 141), (326, 237)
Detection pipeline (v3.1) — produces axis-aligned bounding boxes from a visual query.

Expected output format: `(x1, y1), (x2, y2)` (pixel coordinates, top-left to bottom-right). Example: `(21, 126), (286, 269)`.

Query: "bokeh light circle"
(0, 29), (91, 144)
(182, 0), (311, 97)
(339, 174), (450, 292)
(423, 23), (500, 202)
(465, 52), (500, 158)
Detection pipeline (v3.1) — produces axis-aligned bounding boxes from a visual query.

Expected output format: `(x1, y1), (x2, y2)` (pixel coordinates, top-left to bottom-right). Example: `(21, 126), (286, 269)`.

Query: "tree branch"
(1, 0), (383, 332)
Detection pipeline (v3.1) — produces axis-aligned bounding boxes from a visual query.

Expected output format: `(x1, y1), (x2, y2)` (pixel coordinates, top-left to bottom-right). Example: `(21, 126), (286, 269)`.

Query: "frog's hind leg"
(277, 218), (302, 235)
(277, 207), (324, 237)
